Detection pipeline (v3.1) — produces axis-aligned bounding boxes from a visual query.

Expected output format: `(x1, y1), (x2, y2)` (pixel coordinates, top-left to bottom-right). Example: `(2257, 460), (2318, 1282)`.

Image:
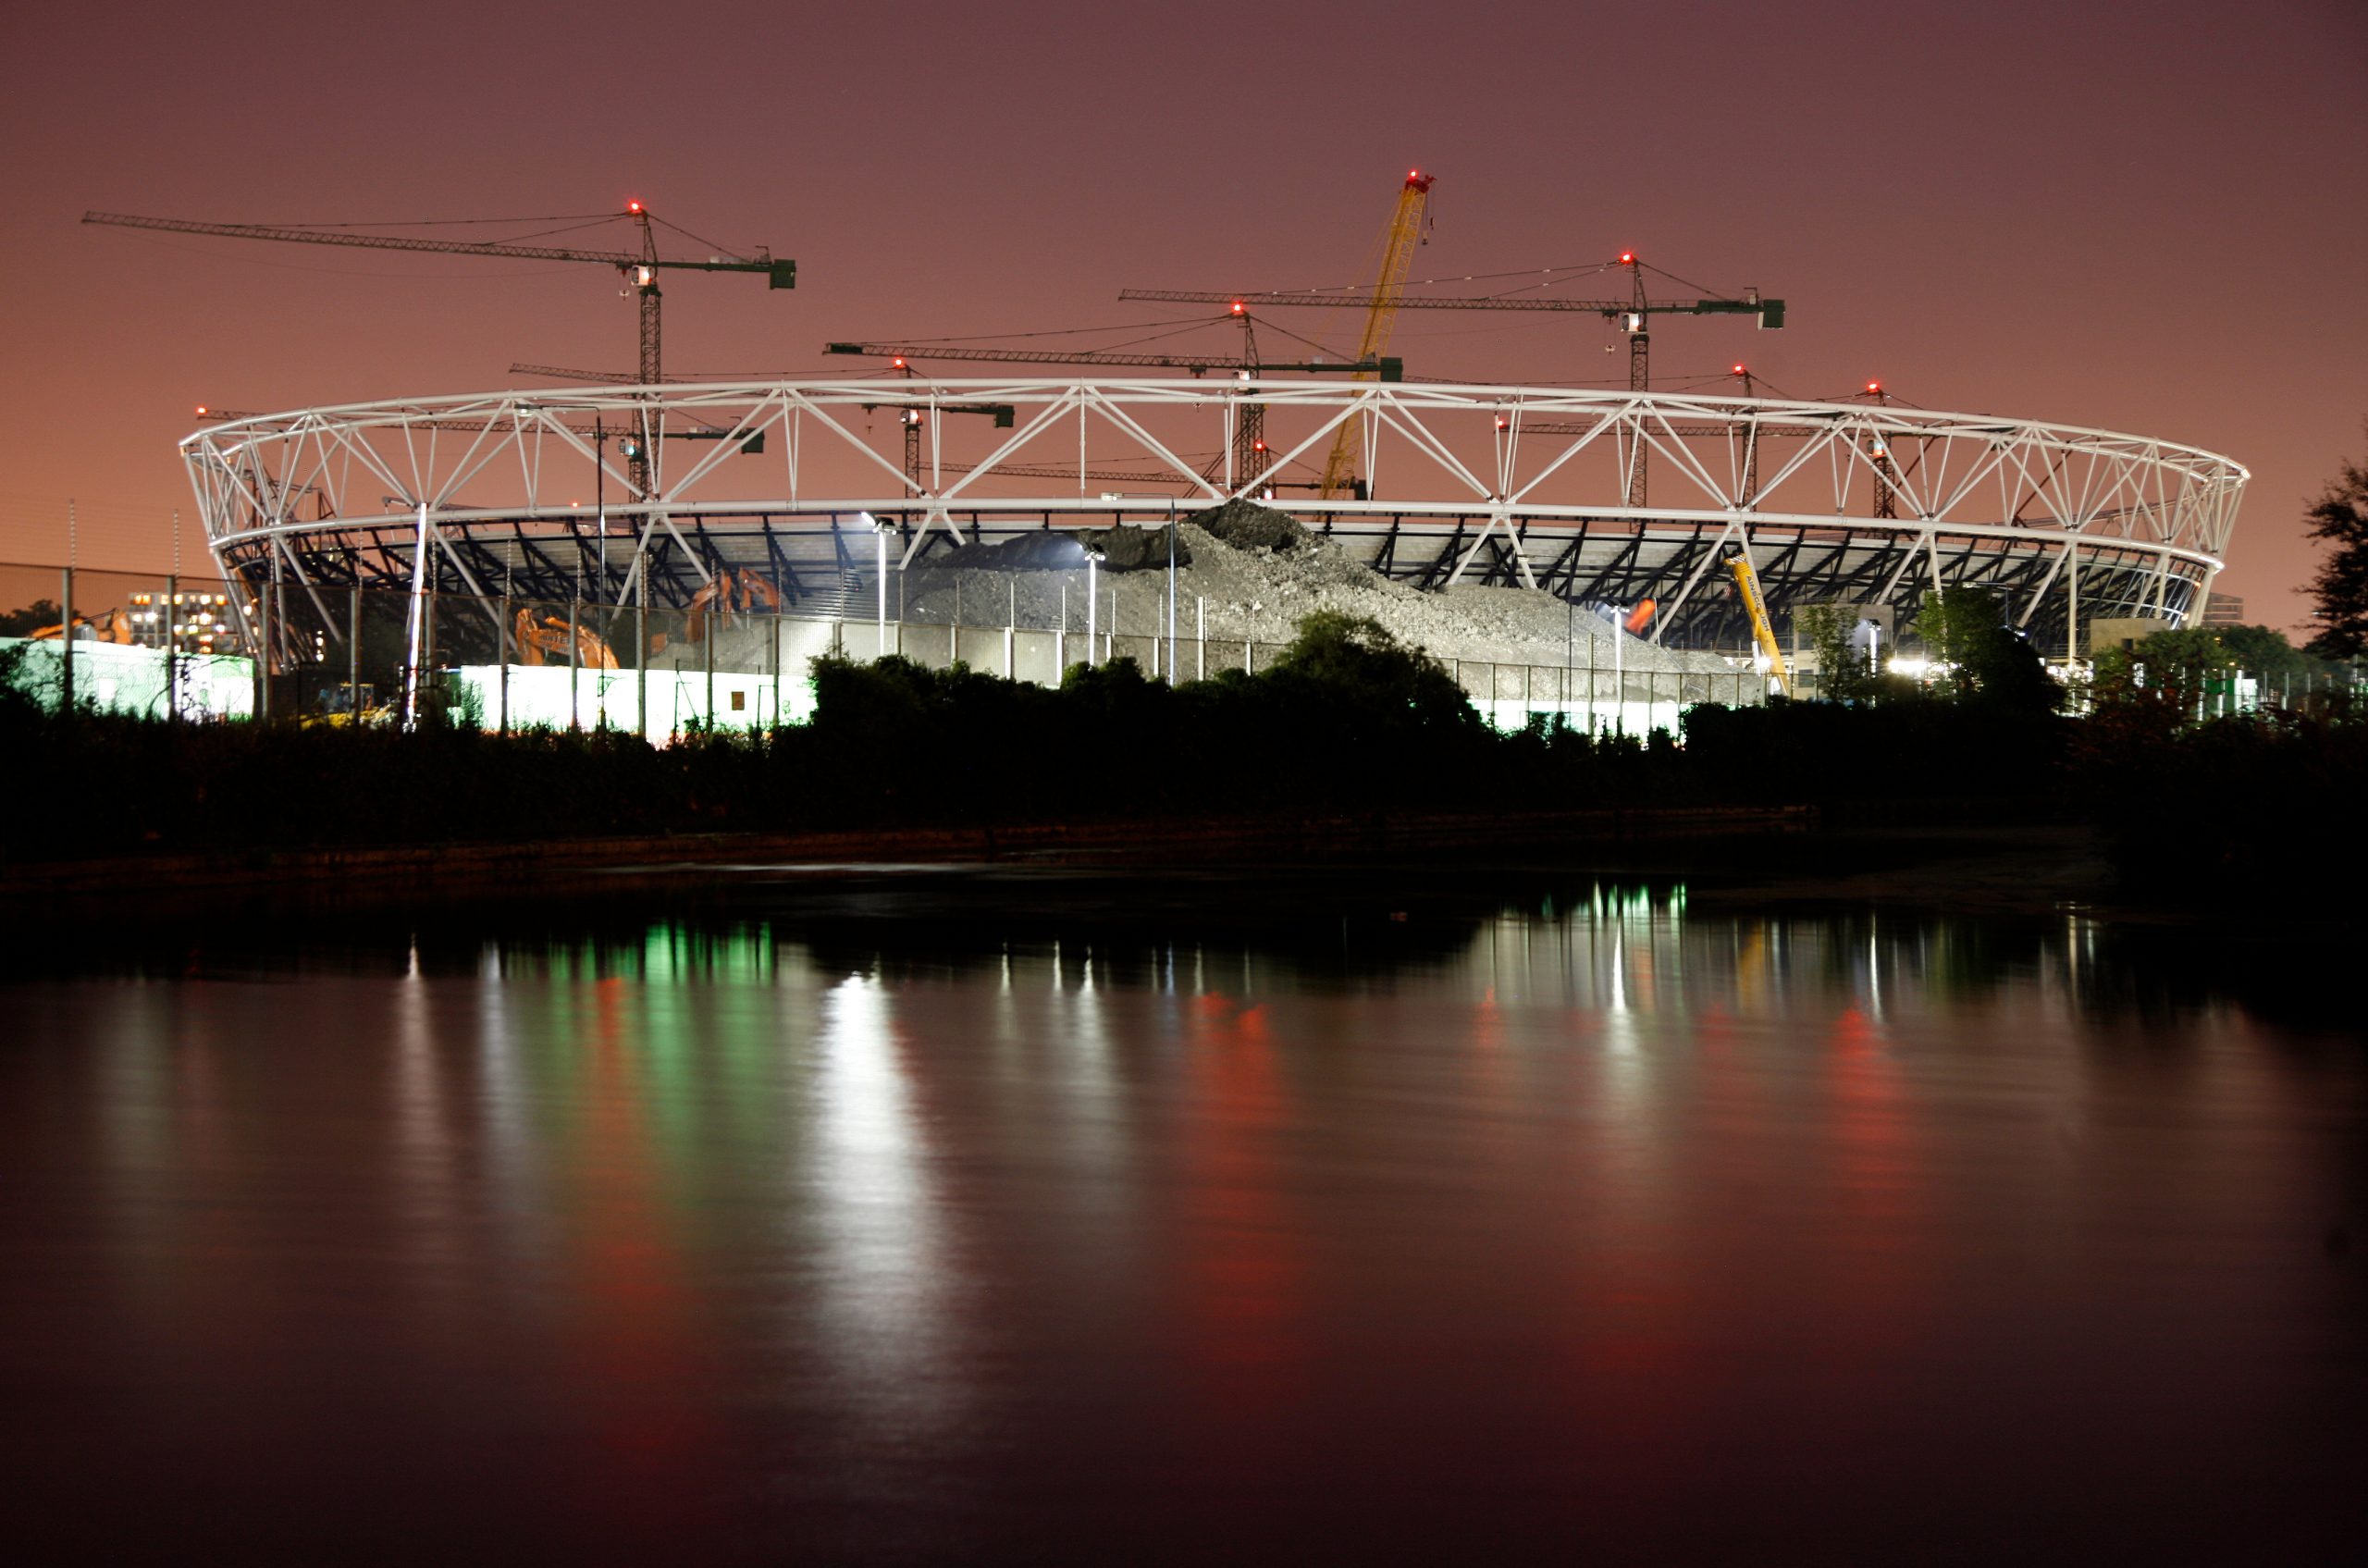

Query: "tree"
(1913, 587), (2060, 712)
(2092, 625), (2226, 714)
(2301, 431), (2368, 658)
(1264, 611), (1477, 733)
(2210, 623), (2313, 679)
(0, 599), (62, 637)
(1793, 603), (1864, 701)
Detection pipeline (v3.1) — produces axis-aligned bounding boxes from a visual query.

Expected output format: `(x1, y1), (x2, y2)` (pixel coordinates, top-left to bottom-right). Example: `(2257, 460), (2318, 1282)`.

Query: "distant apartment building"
(2202, 591), (2245, 627)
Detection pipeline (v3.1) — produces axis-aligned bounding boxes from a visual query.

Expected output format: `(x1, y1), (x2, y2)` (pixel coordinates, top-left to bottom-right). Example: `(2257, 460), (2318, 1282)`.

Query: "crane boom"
(81, 210), (795, 284)
(1119, 286), (1781, 323)
(1316, 171), (1435, 500)
(1725, 551), (1793, 697)
(821, 341), (1400, 377)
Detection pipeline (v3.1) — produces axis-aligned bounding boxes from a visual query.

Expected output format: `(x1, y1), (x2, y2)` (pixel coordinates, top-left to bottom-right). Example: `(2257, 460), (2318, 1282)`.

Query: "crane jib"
(80, 211), (793, 289)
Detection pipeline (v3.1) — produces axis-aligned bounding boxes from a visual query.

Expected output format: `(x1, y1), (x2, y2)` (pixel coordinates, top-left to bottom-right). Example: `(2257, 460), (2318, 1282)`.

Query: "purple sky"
(7, 0), (2363, 630)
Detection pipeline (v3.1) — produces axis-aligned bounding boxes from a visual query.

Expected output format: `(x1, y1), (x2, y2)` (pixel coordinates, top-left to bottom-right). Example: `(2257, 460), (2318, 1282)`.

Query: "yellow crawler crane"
(1317, 170), (1436, 500)
(1724, 550), (1793, 697)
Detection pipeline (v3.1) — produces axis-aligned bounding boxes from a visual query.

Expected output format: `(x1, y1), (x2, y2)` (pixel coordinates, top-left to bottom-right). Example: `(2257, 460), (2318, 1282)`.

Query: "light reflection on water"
(3, 880), (2362, 1562)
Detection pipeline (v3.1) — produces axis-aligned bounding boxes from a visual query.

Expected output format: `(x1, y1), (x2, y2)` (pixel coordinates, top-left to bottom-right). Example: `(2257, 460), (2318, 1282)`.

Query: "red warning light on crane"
(1230, 300), (1246, 315)
(891, 357), (906, 369)
(1619, 251), (1635, 265)
(1866, 380), (1882, 394)
(1731, 364), (1746, 376)
(626, 200), (644, 214)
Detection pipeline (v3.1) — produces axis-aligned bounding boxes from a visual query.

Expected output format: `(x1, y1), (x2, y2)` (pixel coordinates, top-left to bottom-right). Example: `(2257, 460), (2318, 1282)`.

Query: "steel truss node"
(185, 378), (2244, 651)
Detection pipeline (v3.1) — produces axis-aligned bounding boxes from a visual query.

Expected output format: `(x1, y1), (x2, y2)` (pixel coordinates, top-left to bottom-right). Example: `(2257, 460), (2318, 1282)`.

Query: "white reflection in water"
(473, 957), (549, 1260)
(810, 973), (956, 1436)
(393, 967), (462, 1311)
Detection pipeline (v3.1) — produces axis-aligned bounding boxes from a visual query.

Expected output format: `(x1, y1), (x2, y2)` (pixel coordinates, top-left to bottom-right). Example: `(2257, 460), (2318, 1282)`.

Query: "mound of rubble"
(896, 500), (1729, 677)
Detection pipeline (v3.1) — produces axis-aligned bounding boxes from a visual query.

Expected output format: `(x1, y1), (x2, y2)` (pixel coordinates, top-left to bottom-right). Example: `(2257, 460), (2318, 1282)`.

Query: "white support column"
(401, 501), (429, 733)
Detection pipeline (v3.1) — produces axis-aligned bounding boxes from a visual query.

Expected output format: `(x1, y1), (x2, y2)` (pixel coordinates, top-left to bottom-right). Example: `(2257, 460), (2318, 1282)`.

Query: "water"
(3, 871), (2362, 1562)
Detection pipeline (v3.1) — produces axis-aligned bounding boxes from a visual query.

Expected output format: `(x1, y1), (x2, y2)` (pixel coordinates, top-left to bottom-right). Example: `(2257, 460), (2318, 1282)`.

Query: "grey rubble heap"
(897, 499), (1727, 676)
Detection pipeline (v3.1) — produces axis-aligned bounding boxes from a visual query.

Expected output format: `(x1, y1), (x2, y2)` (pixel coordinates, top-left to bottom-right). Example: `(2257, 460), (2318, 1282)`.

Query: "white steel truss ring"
(182, 377), (2245, 646)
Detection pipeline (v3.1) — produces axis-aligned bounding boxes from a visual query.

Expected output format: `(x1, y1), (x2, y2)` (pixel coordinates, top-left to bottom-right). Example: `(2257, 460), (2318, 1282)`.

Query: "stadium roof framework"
(184, 377), (2244, 650)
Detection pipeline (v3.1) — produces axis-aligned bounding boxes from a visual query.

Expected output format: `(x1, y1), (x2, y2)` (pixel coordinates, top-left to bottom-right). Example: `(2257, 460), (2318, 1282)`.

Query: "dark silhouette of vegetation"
(2301, 428), (2368, 658)
(2, 605), (2360, 907)
(0, 599), (62, 637)
(1912, 587), (2060, 713)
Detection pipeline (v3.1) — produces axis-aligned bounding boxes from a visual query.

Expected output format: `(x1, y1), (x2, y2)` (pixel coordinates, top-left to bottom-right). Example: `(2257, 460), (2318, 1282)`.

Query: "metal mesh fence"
(0, 560), (1819, 737)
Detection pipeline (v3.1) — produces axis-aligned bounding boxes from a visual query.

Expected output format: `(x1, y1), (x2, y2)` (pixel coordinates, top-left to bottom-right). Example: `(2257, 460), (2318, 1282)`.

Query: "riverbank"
(0, 802), (1816, 904)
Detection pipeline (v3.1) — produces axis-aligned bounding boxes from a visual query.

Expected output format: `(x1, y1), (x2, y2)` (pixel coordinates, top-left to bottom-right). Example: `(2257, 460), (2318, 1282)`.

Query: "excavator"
(512, 606), (619, 669)
(682, 569), (780, 645)
(28, 608), (136, 644)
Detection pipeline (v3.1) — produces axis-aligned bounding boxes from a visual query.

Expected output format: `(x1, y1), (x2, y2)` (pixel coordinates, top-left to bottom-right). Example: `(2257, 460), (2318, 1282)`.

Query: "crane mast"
(1858, 381), (1901, 519)
(1622, 253), (1650, 506)
(1318, 171), (1434, 500)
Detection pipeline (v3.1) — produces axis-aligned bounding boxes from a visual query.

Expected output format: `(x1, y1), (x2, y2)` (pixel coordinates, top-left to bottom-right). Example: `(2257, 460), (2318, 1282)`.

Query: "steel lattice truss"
(184, 378), (2244, 648)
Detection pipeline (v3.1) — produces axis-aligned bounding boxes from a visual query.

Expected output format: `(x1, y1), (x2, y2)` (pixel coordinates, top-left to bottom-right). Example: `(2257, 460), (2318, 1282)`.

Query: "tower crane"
(88, 204), (794, 495)
(1123, 250), (1779, 507)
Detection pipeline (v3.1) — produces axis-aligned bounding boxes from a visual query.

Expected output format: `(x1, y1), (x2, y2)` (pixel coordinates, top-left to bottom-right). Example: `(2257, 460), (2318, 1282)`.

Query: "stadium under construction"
(182, 373), (2243, 655)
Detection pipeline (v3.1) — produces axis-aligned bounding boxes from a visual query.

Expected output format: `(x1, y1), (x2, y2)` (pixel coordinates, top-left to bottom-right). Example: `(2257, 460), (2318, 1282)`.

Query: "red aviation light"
(1252, 439), (1267, 452)
(194, 404), (208, 415)
(891, 357), (907, 369)
(1866, 380), (1882, 394)
(626, 199), (644, 214)
(1230, 300), (1246, 315)
(1731, 364), (1746, 376)
(1494, 414), (1510, 430)
(1619, 251), (1635, 265)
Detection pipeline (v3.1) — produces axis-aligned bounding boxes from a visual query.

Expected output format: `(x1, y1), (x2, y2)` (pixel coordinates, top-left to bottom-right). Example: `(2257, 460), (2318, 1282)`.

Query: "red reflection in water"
(1177, 994), (1309, 1421)
(561, 977), (716, 1525)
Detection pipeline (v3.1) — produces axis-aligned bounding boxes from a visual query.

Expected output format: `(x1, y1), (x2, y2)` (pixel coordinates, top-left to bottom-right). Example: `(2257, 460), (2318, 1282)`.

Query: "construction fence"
(1, 561), (1770, 738)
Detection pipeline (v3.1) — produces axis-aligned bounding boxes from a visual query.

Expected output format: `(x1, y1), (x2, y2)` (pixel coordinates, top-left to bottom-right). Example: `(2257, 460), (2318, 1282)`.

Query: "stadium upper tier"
(184, 378), (2243, 648)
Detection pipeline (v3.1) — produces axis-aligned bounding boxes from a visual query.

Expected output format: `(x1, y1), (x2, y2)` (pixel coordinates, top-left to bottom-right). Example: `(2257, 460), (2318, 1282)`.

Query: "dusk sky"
(6, 0), (2362, 630)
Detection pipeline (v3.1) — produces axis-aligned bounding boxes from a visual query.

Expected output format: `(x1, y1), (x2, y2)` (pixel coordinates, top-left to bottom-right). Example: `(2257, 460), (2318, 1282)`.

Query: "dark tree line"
(2302, 429), (2368, 659)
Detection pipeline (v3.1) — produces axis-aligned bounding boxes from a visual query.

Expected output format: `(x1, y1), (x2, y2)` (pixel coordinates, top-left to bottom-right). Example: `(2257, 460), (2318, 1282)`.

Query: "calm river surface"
(3, 869), (2362, 1562)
